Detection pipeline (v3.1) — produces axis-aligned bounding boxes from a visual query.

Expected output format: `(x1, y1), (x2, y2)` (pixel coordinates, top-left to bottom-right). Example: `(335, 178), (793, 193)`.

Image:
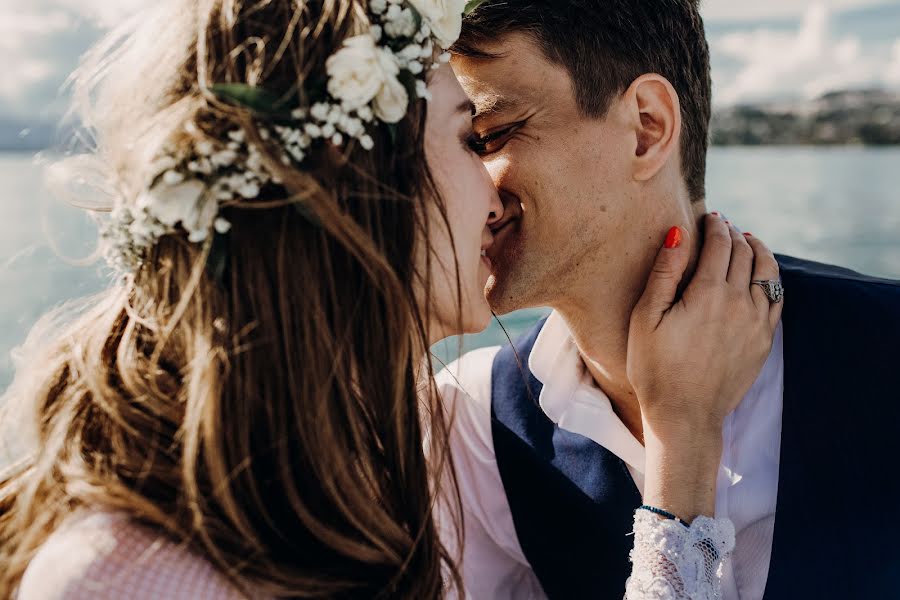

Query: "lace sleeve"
(624, 510), (735, 600)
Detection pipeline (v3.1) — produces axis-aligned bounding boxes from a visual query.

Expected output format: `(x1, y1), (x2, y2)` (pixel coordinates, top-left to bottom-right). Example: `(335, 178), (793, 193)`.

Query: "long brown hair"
(0, 0), (462, 597)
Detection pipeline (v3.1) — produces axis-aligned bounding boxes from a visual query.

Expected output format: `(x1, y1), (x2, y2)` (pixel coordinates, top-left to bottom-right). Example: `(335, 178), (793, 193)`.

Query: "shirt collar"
(528, 311), (648, 479)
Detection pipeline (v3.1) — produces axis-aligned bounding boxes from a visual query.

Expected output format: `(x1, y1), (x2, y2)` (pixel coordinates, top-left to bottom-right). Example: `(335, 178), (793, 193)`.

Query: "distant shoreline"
(3, 87), (900, 150)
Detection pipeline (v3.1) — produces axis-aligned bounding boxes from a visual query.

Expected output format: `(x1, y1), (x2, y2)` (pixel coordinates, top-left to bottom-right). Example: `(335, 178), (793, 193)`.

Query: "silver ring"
(751, 280), (785, 304)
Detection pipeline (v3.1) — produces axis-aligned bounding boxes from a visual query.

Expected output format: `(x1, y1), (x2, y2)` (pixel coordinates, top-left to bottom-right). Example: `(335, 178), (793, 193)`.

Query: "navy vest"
(491, 256), (900, 599)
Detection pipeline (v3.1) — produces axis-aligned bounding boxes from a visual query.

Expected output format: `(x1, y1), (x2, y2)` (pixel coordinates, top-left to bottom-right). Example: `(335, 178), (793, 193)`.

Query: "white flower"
(162, 170), (185, 185)
(152, 156), (179, 173)
(305, 123), (323, 138)
(326, 35), (391, 110)
(357, 106), (374, 122)
(407, 0), (466, 49)
(183, 195), (218, 241)
(342, 117), (364, 137)
(195, 140), (215, 156)
(374, 70), (409, 123)
(416, 79), (432, 100)
(246, 148), (265, 173)
(327, 106), (343, 124)
(310, 103), (330, 121)
(210, 149), (238, 168)
(214, 218), (232, 234)
(188, 159), (213, 175)
(327, 35), (409, 123)
(237, 181), (261, 199)
(147, 180), (207, 227)
(397, 44), (423, 63)
(188, 229), (208, 243)
(384, 7), (417, 39)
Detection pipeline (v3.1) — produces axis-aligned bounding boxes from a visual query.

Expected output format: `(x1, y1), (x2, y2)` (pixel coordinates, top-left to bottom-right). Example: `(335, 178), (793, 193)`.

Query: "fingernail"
(664, 226), (682, 249)
(744, 232), (753, 237)
(711, 211), (720, 217)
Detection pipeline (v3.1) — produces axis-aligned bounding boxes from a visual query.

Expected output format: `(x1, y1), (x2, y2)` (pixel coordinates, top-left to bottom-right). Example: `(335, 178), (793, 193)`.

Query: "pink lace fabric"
(17, 512), (269, 600)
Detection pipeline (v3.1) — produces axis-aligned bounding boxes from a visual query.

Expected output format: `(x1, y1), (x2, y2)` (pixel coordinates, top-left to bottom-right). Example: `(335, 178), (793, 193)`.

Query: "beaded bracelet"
(638, 505), (690, 528)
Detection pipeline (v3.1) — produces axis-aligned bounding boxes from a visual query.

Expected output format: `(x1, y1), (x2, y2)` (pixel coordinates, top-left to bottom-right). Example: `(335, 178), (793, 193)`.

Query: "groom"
(438, 1), (900, 599)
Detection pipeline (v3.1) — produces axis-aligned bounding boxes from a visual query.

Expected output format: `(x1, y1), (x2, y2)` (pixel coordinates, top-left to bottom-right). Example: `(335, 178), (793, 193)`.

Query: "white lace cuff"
(624, 510), (736, 600)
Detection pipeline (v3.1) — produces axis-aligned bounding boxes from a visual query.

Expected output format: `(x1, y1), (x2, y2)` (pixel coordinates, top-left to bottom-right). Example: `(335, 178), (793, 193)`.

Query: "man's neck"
(553, 205), (706, 444)
(556, 300), (646, 444)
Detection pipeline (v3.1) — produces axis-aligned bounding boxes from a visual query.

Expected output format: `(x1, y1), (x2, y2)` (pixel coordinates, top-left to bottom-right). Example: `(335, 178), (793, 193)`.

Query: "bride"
(0, 1), (780, 598)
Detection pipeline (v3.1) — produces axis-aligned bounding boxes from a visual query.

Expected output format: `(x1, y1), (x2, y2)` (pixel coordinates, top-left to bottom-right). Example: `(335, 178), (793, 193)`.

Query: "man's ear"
(623, 74), (682, 183)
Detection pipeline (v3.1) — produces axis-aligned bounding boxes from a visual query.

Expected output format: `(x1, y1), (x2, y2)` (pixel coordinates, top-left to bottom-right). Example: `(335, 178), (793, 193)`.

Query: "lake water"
(1, 147), (900, 389)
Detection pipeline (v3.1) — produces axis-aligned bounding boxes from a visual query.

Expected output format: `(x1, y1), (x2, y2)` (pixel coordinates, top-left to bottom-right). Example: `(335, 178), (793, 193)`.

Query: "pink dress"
(17, 512), (269, 600)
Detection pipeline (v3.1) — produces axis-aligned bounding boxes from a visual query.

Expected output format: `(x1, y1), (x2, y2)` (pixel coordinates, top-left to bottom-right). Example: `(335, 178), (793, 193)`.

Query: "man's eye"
(468, 125), (517, 155)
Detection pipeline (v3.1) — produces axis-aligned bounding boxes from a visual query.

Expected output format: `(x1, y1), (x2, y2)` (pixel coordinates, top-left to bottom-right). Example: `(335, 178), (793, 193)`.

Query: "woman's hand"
(626, 214), (783, 521)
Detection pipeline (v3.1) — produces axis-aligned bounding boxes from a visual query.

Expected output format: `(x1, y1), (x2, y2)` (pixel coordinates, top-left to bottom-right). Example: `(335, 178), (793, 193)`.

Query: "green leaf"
(211, 84), (285, 115)
(398, 69), (420, 107)
(294, 201), (322, 227)
(409, 5), (423, 33)
(206, 230), (230, 287)
(387, 123), (399, 146)
(464, 0), (488, 15)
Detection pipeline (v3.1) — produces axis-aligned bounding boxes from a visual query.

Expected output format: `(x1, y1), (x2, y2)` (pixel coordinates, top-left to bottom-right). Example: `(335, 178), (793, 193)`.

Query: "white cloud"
(712, 4), (900, 106)
(702, 0), (888, 22)
(53, 0), (148, 27)
(3, 0), (900, 119)
(886, 40), (900, 86)
(0, 0), (148, 119)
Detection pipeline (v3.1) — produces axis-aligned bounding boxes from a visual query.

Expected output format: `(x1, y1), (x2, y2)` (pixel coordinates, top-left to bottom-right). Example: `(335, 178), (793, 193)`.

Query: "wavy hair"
(0, 0), (462, 597)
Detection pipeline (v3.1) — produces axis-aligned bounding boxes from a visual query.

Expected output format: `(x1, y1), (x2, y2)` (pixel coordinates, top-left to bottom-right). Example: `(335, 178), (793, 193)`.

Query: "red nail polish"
(744, 232), (753, 237)
(664, 226), (682, 249)
(711, 211), (720, 217)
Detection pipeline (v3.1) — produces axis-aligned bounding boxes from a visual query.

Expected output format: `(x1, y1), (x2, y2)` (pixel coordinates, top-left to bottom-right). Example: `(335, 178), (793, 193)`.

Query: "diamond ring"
(751, 280), (785, 304)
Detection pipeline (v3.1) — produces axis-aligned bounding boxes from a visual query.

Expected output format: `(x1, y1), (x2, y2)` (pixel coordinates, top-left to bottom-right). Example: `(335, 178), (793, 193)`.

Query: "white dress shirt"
(436, 311), (785, 600)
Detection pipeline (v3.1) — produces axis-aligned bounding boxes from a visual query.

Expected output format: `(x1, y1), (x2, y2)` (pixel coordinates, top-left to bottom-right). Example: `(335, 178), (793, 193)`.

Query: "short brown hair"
(455, 0), (712, 201)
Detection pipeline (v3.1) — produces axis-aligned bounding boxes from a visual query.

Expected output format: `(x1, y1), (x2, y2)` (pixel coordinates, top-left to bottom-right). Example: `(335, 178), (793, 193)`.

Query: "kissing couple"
(2, 1), (899, 599)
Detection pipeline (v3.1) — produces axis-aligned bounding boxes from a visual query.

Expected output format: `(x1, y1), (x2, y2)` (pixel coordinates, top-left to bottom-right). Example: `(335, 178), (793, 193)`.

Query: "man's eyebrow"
(473, 94), (521, 117)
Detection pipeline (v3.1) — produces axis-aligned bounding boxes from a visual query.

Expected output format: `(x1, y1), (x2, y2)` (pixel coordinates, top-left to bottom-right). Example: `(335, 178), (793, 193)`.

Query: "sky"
(702, 0), (890, 21)
(2, 0), (900, 121)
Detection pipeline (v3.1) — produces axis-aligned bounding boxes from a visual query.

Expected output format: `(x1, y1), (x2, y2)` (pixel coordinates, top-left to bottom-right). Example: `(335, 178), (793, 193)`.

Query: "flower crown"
(101, 0), (485, 273)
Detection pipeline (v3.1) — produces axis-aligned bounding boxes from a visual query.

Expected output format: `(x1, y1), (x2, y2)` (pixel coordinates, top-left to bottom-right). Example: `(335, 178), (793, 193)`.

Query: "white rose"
(183, 195), (219, 243)
(326, 35), (389, 110)
(408, 0), (466, 49)
(147, 180), (206, 227)
(373, 48), (409, 122)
